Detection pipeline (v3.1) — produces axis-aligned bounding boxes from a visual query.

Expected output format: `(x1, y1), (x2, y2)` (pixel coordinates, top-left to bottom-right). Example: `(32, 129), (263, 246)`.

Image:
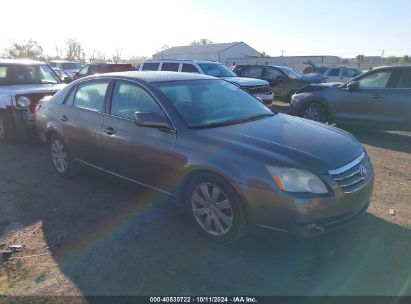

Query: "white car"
(321, 67), (362, 83)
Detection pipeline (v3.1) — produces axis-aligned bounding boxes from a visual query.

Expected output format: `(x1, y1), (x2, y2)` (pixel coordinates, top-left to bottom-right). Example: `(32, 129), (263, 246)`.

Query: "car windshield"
(198, 63), (237, 77)
(154, 79), (274, 128)
(279, 67), (304, 79)
(0, 64), (61, 85)
(61, 62), (81, 70)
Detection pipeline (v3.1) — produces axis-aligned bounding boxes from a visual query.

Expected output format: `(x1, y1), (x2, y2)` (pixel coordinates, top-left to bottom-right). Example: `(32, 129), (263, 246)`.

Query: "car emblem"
(359, 165), (367, 178)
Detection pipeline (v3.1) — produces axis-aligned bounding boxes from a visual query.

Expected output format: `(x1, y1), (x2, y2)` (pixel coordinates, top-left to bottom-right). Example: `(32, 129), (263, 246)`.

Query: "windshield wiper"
(190, 113), (275, 129)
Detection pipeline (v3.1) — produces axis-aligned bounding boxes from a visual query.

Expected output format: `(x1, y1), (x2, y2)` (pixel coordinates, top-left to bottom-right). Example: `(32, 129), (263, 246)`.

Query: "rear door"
(378, 68), (411, 130)
(101, 80), (177, 190)
(58, 80), (110, 166)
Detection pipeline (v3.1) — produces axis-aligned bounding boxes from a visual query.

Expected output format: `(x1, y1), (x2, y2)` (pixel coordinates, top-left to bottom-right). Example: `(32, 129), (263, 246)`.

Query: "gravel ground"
(1, 105), (410, 297)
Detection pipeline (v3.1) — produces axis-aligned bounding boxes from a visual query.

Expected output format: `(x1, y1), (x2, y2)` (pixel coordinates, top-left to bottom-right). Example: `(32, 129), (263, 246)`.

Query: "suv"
(140, 60), (274, 105)
(73, 63), (134, 80)
(49, 60), (81, 79)
(290, 65), (411, 131)
(233, 65), (323, 102)
(321, 67), (362, 83)
(0, 59), (66, 142)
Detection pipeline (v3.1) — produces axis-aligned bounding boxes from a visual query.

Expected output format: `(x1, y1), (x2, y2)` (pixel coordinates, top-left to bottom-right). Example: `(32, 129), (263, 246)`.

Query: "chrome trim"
(74, 158), (173, 196)
(256, 224), (288, 233)
(328, 152), (365, 175)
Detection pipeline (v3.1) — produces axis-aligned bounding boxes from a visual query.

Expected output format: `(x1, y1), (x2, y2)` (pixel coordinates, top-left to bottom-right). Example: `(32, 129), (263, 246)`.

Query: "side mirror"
(133, 112), (174, 131)
(347, 81), (360, 91)
(62, 76), (72, 84)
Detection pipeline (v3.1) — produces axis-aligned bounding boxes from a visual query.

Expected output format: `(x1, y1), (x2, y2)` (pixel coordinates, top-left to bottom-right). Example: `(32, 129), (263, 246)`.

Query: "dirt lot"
(1, 103), (411, 299)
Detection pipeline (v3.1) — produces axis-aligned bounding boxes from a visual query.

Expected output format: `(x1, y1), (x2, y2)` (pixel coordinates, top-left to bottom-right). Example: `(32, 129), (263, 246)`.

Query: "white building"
(152, 42), (261, 65)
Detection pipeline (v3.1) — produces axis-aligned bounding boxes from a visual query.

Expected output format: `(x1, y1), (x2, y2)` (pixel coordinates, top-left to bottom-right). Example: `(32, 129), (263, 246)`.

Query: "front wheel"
(0, 111), (16, 143)
(301, 102), (327, 123)
(185, 173), (247, 242)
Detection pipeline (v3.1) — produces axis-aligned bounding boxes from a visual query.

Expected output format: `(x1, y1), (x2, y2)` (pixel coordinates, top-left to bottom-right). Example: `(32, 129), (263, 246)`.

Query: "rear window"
(100, 64), (134, 73)
(161, 63), (179, 72)
(142, 63), (160, 71)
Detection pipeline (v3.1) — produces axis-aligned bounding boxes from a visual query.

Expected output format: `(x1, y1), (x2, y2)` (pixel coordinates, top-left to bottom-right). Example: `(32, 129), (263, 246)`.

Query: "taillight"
(34, 103), (42, 114)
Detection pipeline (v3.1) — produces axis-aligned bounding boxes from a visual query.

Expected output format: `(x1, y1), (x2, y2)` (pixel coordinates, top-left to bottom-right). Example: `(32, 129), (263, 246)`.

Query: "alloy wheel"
(191, 183), (234, 236)
(51, 139), (69, 174)
(303, 107), (320, 121)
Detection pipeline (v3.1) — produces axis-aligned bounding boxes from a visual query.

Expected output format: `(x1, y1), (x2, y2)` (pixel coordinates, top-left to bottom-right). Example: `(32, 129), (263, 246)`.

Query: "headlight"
(16, 96), (31, 108)
(266, 166), (328, 194)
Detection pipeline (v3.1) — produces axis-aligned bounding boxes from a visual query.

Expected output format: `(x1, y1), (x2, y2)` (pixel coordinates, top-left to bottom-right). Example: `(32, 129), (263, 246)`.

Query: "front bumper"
(253, 92), (274, 105)
(233, 172), (374, 237)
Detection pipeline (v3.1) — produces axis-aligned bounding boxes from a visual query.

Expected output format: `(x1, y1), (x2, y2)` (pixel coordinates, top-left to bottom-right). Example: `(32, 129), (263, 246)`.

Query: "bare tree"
(112, 48), (123, 63)
(3, 39), (45, 60)
(189, 38), (213, 46)
(65, 38), (84, 62)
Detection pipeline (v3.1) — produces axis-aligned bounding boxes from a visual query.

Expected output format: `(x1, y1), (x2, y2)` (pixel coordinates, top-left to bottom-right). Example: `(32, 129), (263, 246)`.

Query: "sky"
(1, 0), (411, 59)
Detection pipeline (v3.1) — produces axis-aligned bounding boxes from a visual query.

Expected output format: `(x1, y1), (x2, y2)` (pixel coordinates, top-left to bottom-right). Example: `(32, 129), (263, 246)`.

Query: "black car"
(233, 65), (324, 101)
(73, 63), (134, 80)
(36, 72), (373, 242)
(290, 65), (411, 131)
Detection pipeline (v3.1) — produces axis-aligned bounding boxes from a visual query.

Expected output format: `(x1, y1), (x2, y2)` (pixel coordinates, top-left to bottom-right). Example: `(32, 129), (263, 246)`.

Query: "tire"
(300, 102), (327, 123)
(184, 172), (247, 242)
(48, 134), (76, 178)
(0, 111), (16, 143)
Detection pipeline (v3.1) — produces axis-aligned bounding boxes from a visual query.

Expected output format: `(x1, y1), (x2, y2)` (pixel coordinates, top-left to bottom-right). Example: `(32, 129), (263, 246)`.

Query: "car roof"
(0, 58), (46, 65)
(89, 62), (132, 66)
(49, 60), (79, 63)
(144, 59), (220, 64)
(82, 71), (216, 83)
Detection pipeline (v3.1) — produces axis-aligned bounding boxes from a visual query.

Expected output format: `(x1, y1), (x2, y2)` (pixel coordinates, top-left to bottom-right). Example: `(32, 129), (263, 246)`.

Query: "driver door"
(101, 80), (178, 191)
(332, 69), (394, 126)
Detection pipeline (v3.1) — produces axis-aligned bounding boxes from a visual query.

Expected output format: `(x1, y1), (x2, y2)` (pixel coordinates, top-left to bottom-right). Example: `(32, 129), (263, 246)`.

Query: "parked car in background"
(290, 65), (411, 131)
(36, 71), (373, 242)
(0, 59), (66, 142)
(49, 60), (81, 79)
(140, 60), (274, 105)
(233, 65), (323, 101)
(73, 63), (134, 80)
(321, 67), (363, 83)
(52, 68), (72, 83)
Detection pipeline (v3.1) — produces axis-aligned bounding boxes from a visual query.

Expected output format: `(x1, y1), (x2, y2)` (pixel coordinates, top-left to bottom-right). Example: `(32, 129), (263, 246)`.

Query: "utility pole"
(281, 50), (284, 57)
(381, 50), (384, 58)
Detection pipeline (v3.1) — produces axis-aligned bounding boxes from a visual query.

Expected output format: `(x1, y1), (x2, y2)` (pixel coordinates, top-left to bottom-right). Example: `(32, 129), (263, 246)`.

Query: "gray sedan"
(290, 65), (411, 131)
(36, 72), (373, 242)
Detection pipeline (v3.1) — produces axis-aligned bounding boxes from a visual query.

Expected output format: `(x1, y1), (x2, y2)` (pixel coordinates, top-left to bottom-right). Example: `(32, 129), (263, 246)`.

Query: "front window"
(358, 70), (392, 88)
(243, 67), (263, 78)
(198, 63), (237, 77)
(278, 67), (304, 79)
(0, 64), (61, 85)
(61, 62), (81, 70)
(342, 68), (360, 78)
(154, 79), (274, 128)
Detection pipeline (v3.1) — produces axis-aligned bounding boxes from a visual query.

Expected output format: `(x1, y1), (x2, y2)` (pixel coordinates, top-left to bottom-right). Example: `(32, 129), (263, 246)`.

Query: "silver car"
(0, 59), (66, 142)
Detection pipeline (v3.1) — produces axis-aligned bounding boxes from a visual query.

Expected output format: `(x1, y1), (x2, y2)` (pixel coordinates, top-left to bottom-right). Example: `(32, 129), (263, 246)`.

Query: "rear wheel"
(301, 102), (327, 123)
(0, 111), (16, 143)
(49, 134), (76, 177)
(185, 173), (247, 242)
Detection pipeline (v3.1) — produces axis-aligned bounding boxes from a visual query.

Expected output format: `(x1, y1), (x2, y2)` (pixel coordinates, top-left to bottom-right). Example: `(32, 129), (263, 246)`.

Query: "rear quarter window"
(142, 63), (160, 71)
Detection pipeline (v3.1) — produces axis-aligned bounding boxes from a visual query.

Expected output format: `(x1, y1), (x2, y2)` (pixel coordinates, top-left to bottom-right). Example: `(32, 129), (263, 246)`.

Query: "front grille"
(329, 153), (373, 194)
(242, 85), (271, 94)
(16, 92), (57, 113)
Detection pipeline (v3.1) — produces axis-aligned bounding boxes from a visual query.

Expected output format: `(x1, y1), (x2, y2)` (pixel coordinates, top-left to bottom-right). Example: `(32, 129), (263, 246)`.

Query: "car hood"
(201, 114), (363, 174)
(221, 76), (269, 87)
(0, 83), (66, 95)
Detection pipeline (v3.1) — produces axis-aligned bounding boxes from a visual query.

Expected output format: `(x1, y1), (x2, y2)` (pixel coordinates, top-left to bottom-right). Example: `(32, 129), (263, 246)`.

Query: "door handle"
(103, 127), (116, 136)
(59, 115), (68, 122)
(371, 94), (383, 99)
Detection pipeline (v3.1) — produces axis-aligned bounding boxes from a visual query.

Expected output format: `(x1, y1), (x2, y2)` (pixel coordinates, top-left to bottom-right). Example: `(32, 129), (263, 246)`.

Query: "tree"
(261, 51), (269, 57)
(399, 55), (410, 64)
(385, 56), (397, 65)
(88, 49), (106, 62)
(128, 56), (148, 65)
(3, 39), (44, 59)
(65, 38), (84, 62)
(111, 48), (123, 62)
(355, 54), (365, 68)
(189, 38), (213, 46)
